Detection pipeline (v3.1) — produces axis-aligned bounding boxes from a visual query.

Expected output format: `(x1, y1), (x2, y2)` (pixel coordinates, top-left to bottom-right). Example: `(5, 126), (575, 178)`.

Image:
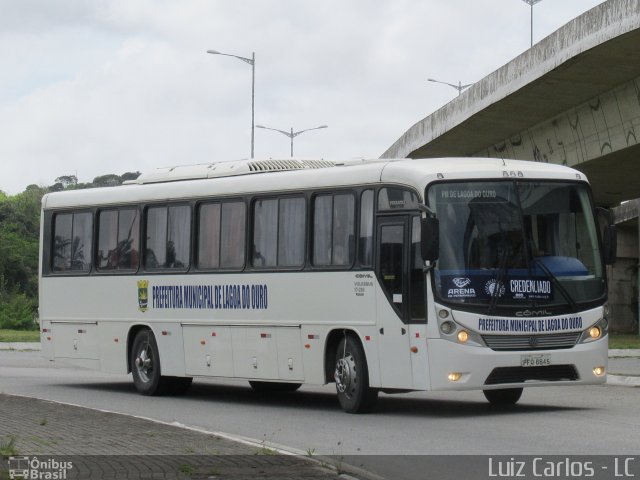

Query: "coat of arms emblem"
(137, 280), (149, 312)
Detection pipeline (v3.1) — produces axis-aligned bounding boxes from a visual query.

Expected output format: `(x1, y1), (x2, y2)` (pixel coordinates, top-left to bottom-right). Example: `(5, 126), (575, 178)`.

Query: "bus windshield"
(427, 181), (605, 311)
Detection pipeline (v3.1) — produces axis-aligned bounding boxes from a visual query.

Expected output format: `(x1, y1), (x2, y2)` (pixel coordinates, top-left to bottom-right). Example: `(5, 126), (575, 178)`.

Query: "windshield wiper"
(532, 257), (579, 313)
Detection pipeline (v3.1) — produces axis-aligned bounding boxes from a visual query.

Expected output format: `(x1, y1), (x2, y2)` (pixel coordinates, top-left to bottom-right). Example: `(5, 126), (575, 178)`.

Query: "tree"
(92, 174), (122, 188)
(121, 171), (141, 182)
(54, 175), (78, 188)
(0, 188), (43, 329)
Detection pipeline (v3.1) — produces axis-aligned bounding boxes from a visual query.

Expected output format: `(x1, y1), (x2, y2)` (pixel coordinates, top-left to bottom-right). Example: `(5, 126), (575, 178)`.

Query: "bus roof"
(42, 157), (589, 210)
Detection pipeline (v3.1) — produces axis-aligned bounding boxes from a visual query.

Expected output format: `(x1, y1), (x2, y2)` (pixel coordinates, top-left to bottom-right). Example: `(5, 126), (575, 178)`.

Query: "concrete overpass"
(382, 0), (640, 208)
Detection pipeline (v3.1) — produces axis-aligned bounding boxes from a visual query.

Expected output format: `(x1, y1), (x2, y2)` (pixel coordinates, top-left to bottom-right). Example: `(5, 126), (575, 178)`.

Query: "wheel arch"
(324, 328), (367, 384)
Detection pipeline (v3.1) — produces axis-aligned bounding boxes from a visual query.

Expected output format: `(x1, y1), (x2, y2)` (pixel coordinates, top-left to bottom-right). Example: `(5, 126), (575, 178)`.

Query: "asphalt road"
(1, 350), (638, 480)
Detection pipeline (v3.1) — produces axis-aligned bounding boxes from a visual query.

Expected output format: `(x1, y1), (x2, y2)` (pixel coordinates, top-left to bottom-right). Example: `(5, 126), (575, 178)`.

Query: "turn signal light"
(448, 372), (462, 382)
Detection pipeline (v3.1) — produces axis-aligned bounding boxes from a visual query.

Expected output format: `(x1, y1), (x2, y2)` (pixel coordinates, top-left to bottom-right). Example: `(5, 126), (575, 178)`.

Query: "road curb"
(0, 342), (40, 350)
(608, 348), (640, 358)
(606, 374), (640, 387)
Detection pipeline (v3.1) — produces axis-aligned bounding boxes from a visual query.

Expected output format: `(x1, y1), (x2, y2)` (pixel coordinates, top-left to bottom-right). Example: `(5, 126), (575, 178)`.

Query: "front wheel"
(483, 388), (523, 405)
(334, 335), (378, 413)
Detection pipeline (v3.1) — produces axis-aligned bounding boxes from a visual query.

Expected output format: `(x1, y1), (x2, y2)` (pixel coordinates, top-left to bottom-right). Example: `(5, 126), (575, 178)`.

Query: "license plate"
(521, 354), (551, 367)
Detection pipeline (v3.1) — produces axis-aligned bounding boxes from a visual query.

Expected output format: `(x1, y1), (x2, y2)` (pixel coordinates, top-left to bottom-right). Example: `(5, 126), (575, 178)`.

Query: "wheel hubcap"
(135, 344), (154, 383)
(335, 353), (357, 397)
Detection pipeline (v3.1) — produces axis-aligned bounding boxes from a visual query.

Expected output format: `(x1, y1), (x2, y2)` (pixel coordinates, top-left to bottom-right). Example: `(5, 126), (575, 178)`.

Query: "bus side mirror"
(596, 207), (617, 266)
(421, 216), (439, 263)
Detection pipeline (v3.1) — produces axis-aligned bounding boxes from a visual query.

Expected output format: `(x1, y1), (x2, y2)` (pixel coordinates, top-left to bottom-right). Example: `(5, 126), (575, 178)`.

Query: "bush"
(0, 292), (37, 330)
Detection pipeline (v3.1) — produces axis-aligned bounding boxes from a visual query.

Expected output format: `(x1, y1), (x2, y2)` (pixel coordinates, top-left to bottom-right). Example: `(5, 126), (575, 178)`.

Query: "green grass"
(0, 435), (19, 456)
(0, 329), (40, 342)
(609, 333), (640, 349)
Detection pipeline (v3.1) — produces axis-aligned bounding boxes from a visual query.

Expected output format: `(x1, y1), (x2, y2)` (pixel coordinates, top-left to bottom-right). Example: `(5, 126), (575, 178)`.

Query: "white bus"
(39, 157), (615, 413)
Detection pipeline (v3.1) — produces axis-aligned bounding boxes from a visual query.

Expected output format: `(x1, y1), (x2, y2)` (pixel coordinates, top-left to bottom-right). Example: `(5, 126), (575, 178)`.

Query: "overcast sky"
(0, 0), (606, 194)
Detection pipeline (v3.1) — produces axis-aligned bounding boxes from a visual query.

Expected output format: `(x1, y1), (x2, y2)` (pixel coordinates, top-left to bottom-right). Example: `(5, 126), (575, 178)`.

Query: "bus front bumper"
(426, 338), (608, 391)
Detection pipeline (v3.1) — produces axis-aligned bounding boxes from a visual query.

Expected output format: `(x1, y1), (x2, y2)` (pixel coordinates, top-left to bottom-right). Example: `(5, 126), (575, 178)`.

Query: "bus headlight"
(440, 321), (455, 335)
(579, 317), (608, 344)
(436, 313), (485, 347)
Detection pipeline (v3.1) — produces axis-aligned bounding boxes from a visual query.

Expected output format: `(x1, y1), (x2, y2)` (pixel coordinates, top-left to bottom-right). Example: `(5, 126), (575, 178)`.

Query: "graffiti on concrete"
(476, 76), (640, 167)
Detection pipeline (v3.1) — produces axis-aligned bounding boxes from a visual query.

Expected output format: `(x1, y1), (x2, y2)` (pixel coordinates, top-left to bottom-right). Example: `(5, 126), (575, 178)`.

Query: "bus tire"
(334, 335), (378, 413)
(483, 388), (523, 405)
(249, 381), (301, 393)
(131, 329), (171, 396)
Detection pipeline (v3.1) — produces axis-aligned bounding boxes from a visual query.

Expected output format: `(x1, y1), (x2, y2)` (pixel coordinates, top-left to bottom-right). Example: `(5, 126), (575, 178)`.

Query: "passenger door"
(375, 216), (413, 388)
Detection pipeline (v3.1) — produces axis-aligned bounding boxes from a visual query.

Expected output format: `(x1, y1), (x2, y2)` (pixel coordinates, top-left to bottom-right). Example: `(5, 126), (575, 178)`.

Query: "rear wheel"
(334, 335), (378, 413)
(483, 387), (523, 405)
(131, 330), (192, 396)
(249, 381), (301, 393)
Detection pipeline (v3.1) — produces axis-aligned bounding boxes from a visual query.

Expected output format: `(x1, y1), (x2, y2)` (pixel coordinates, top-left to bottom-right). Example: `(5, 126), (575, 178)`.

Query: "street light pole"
(427, 78), (473, 96)
(207, 49), (256, 158)
(521, 0), (543, 48)
(256, 125), (328, 157)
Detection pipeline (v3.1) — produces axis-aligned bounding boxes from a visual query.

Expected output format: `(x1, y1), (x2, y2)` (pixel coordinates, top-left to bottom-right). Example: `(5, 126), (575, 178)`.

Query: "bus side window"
(359, 189), (374, 267)
(252, 197), (306, 268)
(97, 209), (139, 271)
(312, 193), (355, 267)
(410, 216), (425, 320)
(52, 212), (92, 273)
(145, 205), (190, 270)
(379, 224), (404, 308)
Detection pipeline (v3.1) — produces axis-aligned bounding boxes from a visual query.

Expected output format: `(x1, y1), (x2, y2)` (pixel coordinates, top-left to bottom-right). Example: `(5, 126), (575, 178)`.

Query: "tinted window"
(410, 216), (425, 319)
(52, 212), (92, 272)
(253, 197), (306, 268)
(379, 224), (404, 309)
(198, 201), (246, 269)
(97, 209), (140, 270)
(253, 199), (278, 267)
(378, 188), (420, 211)
(278, 198), (306, 267)
(313, 193), (355, 267)
(198, 203), (221, 268)
(359, 190), (374, 267)
(145, 205), (191, 270)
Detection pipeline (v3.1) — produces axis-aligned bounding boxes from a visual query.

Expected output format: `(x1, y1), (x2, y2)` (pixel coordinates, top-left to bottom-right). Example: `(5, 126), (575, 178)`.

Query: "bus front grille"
(482, 332), (581, 351)
(485, 365), (579, 385)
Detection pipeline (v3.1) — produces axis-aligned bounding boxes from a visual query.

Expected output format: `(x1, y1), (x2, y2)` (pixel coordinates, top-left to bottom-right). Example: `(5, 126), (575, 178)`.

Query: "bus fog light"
(457, 330), (469, 344)
(440, 321), (455, 335)
(589, 326), (601, 339)
(448, 372), (462, 382)
(438, 309), (449, 319)
(593, 366), (605, 376)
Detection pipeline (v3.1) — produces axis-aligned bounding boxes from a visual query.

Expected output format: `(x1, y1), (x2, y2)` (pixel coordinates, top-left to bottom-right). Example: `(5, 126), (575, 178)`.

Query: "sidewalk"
(0, 394), (347, 480)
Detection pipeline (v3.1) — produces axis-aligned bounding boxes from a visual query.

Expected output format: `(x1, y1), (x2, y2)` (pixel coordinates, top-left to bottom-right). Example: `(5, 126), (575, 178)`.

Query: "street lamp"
(521, 0), (543, 48)
(256, 125), (328, 158)
(207, 49), (256, 158)
(427, 78), (473, 96)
